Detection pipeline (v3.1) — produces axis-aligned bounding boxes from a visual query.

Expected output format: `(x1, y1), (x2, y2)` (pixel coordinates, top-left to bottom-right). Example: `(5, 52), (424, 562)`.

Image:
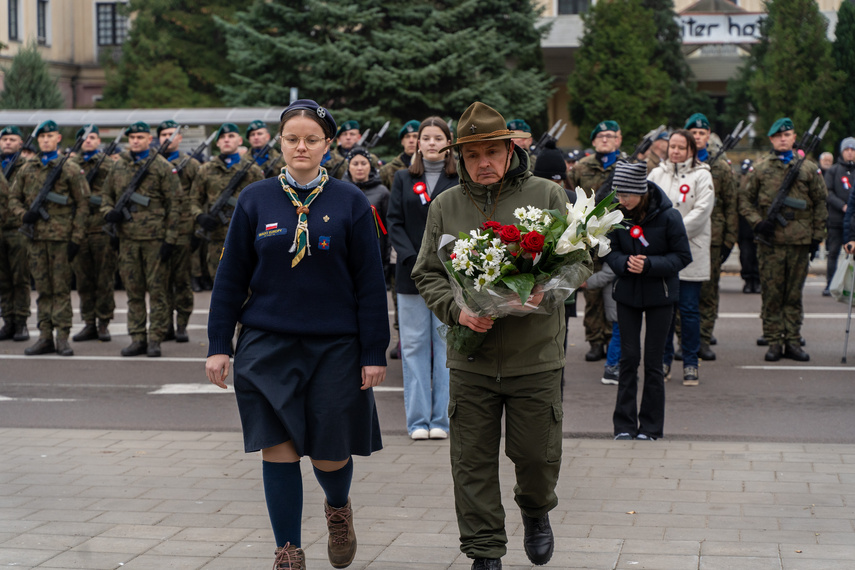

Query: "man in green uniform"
(9, 120), (90, 356)
(158, 120), (197, 343)
(687, 113), (738, 360)
(739, 118), (827, 362)
(0, 125), (32, 341)
(246, 120), (283, 178)
(191, 123), (263, 282)
(412, 102), (564, 570)
(567, 120), (624, 361)
(379, 119), (419, 189)
(71, 124), (118, 343)
(101, 121), (182, 358)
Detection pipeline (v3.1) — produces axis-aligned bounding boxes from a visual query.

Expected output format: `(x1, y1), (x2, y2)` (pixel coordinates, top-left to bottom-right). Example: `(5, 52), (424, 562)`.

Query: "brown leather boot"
(273, 543), (305, 569)
(97, 320), (111, 342)
(325, 498), (356, 568)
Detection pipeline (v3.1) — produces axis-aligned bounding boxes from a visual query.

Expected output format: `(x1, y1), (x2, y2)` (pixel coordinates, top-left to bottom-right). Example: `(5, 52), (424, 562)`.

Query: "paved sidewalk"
(1, 429), (854, 569)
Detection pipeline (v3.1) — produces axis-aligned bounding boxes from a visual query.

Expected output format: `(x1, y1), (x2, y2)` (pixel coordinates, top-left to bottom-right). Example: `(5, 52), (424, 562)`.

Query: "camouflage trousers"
(167, 236), (194, 328)
(119, 239), (169, 343)
(583, 257), (610, 344)
(0, 229), (31, 323)
(757, 243), (810, 344)
(699, 245), (722, 344)
(191, 237), (206, 279)
(72, 233), (117, 324)
(207, 240), (224, 284)
(28, 240), (73, 339)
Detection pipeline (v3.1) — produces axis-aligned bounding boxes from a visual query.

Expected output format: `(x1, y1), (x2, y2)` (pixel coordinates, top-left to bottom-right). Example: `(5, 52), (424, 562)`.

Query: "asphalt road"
(1, 273), (853, 442)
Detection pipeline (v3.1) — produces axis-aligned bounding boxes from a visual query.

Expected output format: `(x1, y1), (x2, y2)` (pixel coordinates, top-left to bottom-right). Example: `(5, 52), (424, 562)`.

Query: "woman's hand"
(459, 309), (494, 332)
(361, 366), (386, 390)
(627, 254), (647, 274)
(845, 241), (855, 254)
(206, 354), (231, 389)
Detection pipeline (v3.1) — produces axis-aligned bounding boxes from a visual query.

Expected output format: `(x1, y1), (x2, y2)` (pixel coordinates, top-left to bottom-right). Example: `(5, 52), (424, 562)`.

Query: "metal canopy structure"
(0, 107), (288, 128)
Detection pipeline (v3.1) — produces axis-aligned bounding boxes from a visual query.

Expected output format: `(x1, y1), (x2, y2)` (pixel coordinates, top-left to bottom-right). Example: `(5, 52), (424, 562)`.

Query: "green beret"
(76, 124), (99, 139)
(34, 120), (58, 137)
(246, 120), (268, 137)
(126, 122), (151, 135)
(336, 120), (360, 138)
(507, 119), (531, 133)
(215, 122), (240, 141)
(399, 120), (420, 139)
(157, 120), (179, 136)
(0, 125), (23, 138)
(685, 113), (710, 131)
(767, 117), (794, 137)
(590, 120), (620, 141)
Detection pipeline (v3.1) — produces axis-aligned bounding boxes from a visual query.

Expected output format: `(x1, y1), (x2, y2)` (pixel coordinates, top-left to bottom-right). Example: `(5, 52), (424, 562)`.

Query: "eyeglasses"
(594, 134), (617, 141)
(281, 135), (327, 149)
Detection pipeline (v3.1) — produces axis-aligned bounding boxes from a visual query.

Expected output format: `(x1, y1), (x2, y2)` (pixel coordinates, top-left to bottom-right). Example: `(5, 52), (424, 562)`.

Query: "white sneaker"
(410, 428), (429, 440)
(429, 428), (448, 439)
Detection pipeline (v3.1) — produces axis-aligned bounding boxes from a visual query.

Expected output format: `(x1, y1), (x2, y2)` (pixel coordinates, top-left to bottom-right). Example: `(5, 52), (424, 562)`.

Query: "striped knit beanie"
(612, 161), (648, 195)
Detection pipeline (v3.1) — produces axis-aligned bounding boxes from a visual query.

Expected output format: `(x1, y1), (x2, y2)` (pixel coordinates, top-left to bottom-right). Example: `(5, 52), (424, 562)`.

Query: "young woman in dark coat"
(344, 146), (391, 279)
(604, 162), (692, 441)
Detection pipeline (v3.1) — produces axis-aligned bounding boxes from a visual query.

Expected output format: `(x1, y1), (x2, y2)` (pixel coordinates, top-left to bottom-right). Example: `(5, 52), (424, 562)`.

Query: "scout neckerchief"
(278, 166), (329, 267)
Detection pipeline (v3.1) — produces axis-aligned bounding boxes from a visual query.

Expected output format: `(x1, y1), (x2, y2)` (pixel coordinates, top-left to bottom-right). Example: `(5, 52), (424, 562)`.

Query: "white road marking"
(0, 355), (206, 362)
(0, 396), (79, 402)
(719, 313), (849, 319)
(740, 366), (855, 371)
(148, 384), (404, 395)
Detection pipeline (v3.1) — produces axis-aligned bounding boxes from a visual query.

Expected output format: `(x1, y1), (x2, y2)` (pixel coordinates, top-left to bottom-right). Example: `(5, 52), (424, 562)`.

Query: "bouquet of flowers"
(440, 190), (624, 355)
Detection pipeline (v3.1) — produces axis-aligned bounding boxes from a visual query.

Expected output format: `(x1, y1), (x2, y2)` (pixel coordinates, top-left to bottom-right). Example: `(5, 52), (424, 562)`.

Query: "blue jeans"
(663, 280), (702, 368)
(605, 320), (621, 367)
(397, 293), (450, 434)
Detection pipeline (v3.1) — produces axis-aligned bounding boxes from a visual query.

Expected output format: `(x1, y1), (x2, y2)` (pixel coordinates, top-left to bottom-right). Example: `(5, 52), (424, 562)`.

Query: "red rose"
(520, 231), (545, 253)
(481, 221), (502, 232)
(498, 225), (521, 243)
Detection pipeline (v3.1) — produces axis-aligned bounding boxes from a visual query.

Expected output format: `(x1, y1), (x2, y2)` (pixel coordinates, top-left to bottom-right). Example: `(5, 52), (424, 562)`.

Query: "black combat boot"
(121, 340), (148, 356)
(97, 320), (111, 341)
(164, 323), (176, 342)
(471, 559), (502, 570)
(25, 337), (55, 355)
(698, 343), (716, 361)
(764, 344), (782, 362)
(756, 337), (769, 347)
(13, 321), (29, 341)
(191, 276), (203, 292)
(73, 322), (98, 342)
(147, 341), (162, 357)
(175, 324), (189, 343)
(56, 337), (74, 356)
(0, 320), (14, 340)
(521, 512), (554, 565)
(584, 342), (605, 362)
(784, 343), (810, 362)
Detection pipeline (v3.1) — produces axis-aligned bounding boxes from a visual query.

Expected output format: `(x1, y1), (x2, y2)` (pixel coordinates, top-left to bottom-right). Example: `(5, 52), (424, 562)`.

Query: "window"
(96, 2), (129, 46)
(37, 0), (49, 45)
(557, 0), (591, 15)
(8, 0), (20, 41)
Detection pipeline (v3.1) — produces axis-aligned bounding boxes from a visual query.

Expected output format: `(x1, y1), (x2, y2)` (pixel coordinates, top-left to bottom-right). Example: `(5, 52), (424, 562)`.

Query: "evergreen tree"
(99, 0), (237, 108)
(567, 0), (670, 145)
(0, 41), (65, 109)
(218, 0), (553, 145)
(833, 0), (855, 141)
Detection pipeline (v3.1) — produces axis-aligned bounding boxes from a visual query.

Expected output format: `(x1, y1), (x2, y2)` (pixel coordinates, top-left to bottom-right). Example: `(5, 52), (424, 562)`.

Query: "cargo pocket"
(547, 402), (564, 463)
(448, 399), (461, 461)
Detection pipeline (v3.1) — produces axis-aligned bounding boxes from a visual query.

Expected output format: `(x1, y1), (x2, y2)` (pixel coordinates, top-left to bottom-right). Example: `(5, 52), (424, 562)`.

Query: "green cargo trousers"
(449, 368), (563, 560)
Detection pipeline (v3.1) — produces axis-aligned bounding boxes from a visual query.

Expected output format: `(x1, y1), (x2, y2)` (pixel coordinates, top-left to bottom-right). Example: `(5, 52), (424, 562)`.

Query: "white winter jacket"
(648, 157), (714, 281)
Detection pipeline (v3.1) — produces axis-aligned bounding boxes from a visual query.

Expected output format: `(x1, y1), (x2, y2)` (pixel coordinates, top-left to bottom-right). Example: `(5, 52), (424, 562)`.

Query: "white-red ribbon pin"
(630, 225), (649, 247)
(679, 184), (690, 202)
(413, 182), (430, 205)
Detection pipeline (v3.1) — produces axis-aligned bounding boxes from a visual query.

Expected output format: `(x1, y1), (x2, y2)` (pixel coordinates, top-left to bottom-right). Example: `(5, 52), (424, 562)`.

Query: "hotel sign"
(677, 13), (767, 44)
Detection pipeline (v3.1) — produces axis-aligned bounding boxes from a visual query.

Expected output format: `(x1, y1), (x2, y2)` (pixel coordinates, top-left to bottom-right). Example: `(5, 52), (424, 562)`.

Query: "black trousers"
(614, 302), (673, 439)
(738, 215), (759, 282)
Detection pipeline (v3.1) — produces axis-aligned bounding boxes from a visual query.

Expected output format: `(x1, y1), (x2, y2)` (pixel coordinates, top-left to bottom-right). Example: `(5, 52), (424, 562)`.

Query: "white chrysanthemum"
(451, 253), (469, 272)
(474, 275), (489, 291)
(482, 247), (504, 266)
(470, 230), (489, 241)
(490, 238), (503, 248)
(483, 265), (500, 280)
(513, 207), (527, 221)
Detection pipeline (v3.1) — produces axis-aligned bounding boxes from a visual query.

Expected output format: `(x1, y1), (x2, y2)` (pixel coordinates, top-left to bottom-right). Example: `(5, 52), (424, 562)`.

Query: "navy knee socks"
(313, 457), (353, 508)
(262, 460), (303, 548)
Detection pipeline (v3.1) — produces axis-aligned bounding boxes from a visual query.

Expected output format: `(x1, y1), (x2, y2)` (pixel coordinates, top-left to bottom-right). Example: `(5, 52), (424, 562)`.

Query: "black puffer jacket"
(343, 171), (391, 275)
(604, 183), (692, 308)
(824, 159), (855, 229)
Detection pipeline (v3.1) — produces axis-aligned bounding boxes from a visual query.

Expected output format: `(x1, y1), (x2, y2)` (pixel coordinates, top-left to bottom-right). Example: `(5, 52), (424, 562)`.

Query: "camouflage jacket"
(326, 146), (381, 180)
(251, 146), (284, 178)
(706, 154), (738, 248)
(169, 153), (201, 237)
(567, 152), (626, 199)
(379, 152), (411, 189)
(739, 153), (827, 245)
(100, 150), (183, 243)
(72, 152), (113, 235)
(1, 155), (30, 231)
(9, 156), (90, 242)
(0, 172), (10, 230)
(190, 153), (263, 241)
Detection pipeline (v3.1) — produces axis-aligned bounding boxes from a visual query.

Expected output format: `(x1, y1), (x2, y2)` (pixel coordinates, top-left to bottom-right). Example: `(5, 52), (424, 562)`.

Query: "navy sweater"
(206, 176), (390, 366)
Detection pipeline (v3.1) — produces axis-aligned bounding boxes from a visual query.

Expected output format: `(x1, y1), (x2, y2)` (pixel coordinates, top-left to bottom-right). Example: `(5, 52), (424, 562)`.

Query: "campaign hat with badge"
(440, 102), (530, 153)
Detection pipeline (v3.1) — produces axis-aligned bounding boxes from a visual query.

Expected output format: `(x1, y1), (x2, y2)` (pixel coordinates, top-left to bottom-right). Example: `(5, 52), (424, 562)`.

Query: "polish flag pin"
(679, 184), (690, 202)
(842, 176), (851, 190)
(413, 182), (430, 205)
(630, 225), (649, 247)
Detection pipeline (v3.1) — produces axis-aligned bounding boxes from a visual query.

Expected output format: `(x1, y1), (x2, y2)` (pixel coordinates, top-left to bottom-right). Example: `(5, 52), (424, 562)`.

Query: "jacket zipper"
(663, 279), (669, 299)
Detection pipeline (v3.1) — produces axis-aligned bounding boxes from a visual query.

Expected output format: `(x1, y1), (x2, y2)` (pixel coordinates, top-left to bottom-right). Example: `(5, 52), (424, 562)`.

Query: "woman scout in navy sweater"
(205, 100), (389, 569)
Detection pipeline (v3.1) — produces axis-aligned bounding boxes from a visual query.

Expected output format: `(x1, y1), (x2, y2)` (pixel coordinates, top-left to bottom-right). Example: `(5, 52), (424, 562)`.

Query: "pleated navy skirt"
(232, 326), (383, 459)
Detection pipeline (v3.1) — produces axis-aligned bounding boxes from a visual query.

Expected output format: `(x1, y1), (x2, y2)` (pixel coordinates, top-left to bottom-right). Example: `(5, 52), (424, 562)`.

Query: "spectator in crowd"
(823, 137), (855, 296)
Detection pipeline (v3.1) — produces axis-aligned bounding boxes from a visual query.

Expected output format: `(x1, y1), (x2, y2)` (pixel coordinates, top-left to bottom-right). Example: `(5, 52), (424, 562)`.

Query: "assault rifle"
(366, 121), (390, 150)
(531, 120), (563, 156)
(19, 126), (93, 239)
(3, 132), (34, 180)
(104, 127), (182, 237)
(258, 134), (283, 178)
(86, 129), (125, 185)
(357, 129), (371, 147)
(175, 130), (216, 176)
(708, 120), (753, 166)
(196, 134), (277, 240)
(756, 117), (829, 246)
(593, 125), (666, 202)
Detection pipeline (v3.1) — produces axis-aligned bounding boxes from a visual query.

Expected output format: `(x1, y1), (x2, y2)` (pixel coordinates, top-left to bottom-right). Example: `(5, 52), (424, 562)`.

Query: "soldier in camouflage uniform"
(9, 120), (90, 356)
(191, 123), (263, 282)
(158, 120), (197, 343)
(0, 125), (32, 341)
(70, 124), (118, 343)
(739, 118), (827, 362)
(326, 120), (380, 179)
(567, 120), (625, 361)
(246, 120), (283, 178)
(686, 114), (738, 360)
(101, 122), (182, 358)
(379, 119), (419, 189)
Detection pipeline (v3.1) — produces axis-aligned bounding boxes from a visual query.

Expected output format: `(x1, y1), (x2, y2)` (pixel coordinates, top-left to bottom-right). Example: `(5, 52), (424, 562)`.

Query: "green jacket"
(9, 156), (90, 242)
(379, 152), (411, 189)
(739, 153), (827, 245)
(100, 150), (182, 243)
(708, 154), (738, 248)
(169, 153), (200, 237)
(72, 152), (113, 235)
(190, 153), (263, 242)
(253, 146), (284, 178)
(0, 172), (10, 230)
(411, 147), (568, 378)
(567, 152), (625, 198)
